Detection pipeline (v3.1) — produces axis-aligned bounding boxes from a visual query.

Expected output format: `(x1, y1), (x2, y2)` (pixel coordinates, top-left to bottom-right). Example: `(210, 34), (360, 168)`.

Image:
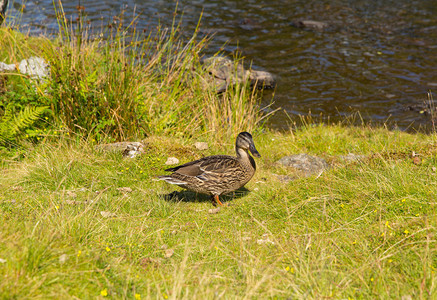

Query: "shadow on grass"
(161, 187), (251, 206)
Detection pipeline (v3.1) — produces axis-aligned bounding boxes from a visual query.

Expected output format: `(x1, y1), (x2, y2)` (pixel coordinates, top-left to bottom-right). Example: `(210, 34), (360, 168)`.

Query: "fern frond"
(10, 106), (48, 136)
(0, 105), (48, 147)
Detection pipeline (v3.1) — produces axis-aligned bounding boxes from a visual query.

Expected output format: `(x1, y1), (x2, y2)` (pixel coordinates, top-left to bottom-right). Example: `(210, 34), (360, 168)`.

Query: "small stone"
(0, 258), (6, 263)
(257, 238), (275, 245)
(164, 249), (174, 258)
(273, 174), (295, 183)
(208, 207), (221, 214)
(338, 153), (366, 163)
(165, 157), (179, 165)
(59, 254), (68, 264)
(65, 200), (83, 205)
(194, 142), (208, 150)
(100, 211), (117, 218)
(412, 157), (421, 165)
(66, 191), (77, 198)
(117, 187), (133, 193)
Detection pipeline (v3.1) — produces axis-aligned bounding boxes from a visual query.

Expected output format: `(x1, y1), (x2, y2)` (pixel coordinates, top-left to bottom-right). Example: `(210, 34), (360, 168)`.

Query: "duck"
(157, 132), (261, 206)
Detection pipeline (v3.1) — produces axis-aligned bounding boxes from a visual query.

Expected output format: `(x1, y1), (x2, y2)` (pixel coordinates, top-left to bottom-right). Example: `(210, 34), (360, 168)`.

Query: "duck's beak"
(249, 143), (261, 158)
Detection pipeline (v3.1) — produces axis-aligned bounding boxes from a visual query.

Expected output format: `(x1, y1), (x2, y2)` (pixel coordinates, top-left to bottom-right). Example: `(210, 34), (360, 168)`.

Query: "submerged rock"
(291, 20), (329, 30)
(202, 56), (275, 93)
(276, 154), (329, 177)
(238, 18), (262, 31)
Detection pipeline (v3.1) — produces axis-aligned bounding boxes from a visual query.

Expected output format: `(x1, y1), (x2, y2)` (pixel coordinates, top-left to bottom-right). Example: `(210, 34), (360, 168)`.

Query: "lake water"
(5, 0), (437, 131)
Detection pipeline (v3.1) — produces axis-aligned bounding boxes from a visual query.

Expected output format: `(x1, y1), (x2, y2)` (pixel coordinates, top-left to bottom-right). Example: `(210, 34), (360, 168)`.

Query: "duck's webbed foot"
(212, 194), (223, 207)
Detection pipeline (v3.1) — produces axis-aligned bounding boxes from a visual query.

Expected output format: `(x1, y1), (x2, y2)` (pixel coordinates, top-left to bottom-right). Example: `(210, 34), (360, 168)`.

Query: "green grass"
(1, 125), (437, 299)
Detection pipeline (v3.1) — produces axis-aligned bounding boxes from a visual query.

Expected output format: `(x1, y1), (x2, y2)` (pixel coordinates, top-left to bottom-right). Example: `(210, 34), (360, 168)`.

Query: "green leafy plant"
(0, 105), (48, 148)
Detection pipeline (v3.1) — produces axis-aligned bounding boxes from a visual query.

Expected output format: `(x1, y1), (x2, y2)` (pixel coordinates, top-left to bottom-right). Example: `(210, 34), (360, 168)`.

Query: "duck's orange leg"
(213, 195), (223, 206)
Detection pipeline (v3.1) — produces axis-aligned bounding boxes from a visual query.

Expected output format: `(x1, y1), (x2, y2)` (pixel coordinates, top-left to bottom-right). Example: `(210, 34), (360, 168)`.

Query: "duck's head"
(236, 132), (261, 158)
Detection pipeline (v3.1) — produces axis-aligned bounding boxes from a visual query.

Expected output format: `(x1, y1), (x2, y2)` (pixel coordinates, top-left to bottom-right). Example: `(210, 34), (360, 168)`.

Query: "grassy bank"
(1, 124), (437, 299)
(1, 4), (437, 299)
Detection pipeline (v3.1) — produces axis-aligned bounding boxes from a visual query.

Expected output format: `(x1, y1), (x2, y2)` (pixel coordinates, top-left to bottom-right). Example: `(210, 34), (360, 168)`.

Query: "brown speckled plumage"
(158, 132), (260, 206)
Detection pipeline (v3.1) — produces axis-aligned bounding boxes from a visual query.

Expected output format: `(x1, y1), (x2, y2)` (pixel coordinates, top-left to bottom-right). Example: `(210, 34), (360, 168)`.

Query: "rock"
(59, 254), (68, 264)
(116, 187), (133, 193)
(0, 0), (7, 25)
(66, 190), (77, 198)
(165, 157), (179, 165)
(96, 141), (145, 158)
(273, 174), (296, 183)
(122, 142), (145, 158)
(202, 56), (275, 93)
(276, 154), (329, 177)
(257, 234), (275, 245)
(238, 18), (261, 31)
(291, 20), (329, 30)
(194, 142), (208, 150)
(0, 61), (15, 72)
(164, 249), (174, 258)
(249, 70), (276, 89)
(208, 207), (221, 214)
(100, 211), (117, 218)
(18, 56), (50, 80)
(338, 153), (366, 163)
(0, 258), (6, 263)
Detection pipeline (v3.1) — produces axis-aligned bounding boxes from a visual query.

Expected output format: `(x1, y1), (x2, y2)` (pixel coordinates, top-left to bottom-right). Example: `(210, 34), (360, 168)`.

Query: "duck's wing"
(165, 155), (239, 179)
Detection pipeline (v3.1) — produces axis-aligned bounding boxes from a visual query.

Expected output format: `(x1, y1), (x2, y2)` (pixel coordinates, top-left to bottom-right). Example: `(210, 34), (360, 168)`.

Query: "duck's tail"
(155, 176), (187, 185)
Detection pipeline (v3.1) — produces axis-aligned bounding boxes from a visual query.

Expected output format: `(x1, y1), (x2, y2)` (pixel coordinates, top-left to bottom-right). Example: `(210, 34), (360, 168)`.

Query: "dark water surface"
(6, 0), (437, 131)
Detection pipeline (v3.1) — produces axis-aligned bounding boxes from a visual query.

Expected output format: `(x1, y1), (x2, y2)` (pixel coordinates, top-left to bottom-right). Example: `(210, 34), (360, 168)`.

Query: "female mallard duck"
(158, 132), (260, 206)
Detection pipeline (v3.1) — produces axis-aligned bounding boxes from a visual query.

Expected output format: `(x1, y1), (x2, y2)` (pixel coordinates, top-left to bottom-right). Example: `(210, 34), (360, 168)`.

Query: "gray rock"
(276, 154), (329, 177)
(291, 20), (329, 30)
(338, 153), (366, 163)
(202, 56), (275, 93)
(0, 61), (15, 72)
(18, 56), (50, 80)
(122, 142), (145, 158)
(165, 157), (179, 165)
(249, 70), (276, 89)
(194, 142), (208, 150)
(273, 174), (296, 183)
(95, 141), (145, 158)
